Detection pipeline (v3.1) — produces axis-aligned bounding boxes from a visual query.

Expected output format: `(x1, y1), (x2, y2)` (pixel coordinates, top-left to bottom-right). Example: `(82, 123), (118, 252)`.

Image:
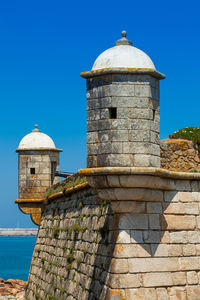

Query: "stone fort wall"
(26, 185), (112, 300)
(161, 139), (200, 172)
(26, 170), (200, 300)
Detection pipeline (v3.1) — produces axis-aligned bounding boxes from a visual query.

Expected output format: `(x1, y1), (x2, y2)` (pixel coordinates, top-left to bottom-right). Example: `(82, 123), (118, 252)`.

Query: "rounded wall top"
(92, 31), (155, 71)
(16, 125), (62, 152)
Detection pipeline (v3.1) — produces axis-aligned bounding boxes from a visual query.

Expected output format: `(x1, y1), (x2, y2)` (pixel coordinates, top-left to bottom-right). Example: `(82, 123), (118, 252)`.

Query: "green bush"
(169, 127), (200, 151)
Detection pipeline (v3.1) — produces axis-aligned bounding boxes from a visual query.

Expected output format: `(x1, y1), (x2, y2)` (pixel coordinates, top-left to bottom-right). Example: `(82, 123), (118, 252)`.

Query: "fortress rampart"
(25, 168), (200, 300)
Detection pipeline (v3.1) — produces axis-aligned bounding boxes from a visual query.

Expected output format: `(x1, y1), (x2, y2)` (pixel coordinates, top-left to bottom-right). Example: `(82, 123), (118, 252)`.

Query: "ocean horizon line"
(0, 228), (38, 236)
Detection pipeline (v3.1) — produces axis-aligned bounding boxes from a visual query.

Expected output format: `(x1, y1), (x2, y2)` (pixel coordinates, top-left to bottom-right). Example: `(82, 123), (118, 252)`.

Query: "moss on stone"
(44, 174), (87, 198)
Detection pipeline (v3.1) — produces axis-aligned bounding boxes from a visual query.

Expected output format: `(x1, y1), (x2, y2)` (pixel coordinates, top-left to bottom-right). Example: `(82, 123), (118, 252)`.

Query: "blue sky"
(0, 0), (200, 227)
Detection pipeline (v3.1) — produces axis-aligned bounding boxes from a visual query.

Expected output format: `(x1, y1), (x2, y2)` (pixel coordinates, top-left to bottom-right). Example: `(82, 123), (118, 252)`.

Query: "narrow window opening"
(109, 107), (117, 119)
(30, 168), (35, 174)
(153, 109), (156, 121)
(51, 162), (57, 184)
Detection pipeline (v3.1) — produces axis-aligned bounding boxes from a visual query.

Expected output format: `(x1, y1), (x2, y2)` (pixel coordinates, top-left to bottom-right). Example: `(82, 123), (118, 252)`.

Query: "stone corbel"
(15, 198), (45, 226)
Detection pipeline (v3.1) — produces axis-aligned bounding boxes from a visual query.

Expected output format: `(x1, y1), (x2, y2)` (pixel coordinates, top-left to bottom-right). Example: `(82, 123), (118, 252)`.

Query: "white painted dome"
(17, 125), (56, 150)
(92, 31), (155, 71)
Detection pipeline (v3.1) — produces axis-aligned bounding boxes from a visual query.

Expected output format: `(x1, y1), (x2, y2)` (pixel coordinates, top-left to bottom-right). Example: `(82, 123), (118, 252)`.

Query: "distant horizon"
(0, 228), (38, 229)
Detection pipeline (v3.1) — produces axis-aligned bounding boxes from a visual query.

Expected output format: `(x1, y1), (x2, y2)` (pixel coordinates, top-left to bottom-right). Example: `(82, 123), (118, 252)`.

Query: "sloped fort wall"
(26, 168), (200, 300)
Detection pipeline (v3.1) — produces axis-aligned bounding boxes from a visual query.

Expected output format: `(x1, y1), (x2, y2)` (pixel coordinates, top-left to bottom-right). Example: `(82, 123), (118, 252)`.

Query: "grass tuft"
(44, 174), (87, 198)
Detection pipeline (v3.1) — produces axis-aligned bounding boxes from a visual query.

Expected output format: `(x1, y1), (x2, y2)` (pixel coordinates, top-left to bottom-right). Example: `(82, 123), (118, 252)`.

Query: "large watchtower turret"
(81, 31), (165, 168)
(16, 125), (62, 200)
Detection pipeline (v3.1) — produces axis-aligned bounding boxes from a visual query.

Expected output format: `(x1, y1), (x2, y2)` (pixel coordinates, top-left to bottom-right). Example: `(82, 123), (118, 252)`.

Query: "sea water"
(0, 236), (36, 281)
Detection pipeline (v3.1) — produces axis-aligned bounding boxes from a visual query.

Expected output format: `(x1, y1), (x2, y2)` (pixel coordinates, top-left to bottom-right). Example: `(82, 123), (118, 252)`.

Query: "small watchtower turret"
(16, 125), (62, 200)
(81, 31), (165, 168)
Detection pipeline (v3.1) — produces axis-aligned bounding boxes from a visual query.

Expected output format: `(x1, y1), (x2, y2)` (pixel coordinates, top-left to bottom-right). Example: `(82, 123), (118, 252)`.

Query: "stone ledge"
(80, 68), (165, 80)
(47, 182), (89, 200)
(16, 148), (63, 152)
(15, 183), (89, 225)
(78, 167), (200, 180)
(15, 198), (45, 203)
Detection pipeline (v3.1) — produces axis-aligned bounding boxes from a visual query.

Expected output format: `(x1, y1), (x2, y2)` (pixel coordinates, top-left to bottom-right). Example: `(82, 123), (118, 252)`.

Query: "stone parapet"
(25, 167), (200, 299)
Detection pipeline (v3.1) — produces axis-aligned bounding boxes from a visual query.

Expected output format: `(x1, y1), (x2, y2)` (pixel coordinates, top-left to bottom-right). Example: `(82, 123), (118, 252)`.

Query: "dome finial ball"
(121, 31), (127, 38)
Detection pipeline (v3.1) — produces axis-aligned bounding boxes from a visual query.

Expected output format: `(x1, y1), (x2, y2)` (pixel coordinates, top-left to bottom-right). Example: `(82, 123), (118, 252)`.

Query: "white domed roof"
(17, 125), (56, 150)
(92, 31), (155, 71)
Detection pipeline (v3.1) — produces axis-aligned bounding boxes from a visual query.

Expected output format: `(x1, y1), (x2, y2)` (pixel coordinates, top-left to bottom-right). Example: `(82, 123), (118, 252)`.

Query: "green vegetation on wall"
(169, 127), (200, 151)
(44, 174), (87, 198)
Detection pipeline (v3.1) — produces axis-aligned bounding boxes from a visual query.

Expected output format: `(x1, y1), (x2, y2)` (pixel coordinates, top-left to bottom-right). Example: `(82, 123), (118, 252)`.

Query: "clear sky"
(0, 0), (200, 227)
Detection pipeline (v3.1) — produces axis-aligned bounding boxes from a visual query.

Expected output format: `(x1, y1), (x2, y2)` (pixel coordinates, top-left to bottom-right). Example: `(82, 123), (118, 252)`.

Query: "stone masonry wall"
(109, 178), (200, 299)
(26, 186), (113, 300)
(161, 139), (200, 172)
(87, 74), (160, 168)
(26, 175), (200, 300)
(18, 150), (59, 199)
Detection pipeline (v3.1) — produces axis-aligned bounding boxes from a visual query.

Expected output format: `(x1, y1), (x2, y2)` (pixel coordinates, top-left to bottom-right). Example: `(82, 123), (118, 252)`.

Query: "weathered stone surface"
(182, 244), (196, 256)
(171, 272), (186, 285)
(161, 215), (196, 230)
(169, 232), (188, 244)
(150, 244), (168, 257)
(128, 257), (179, 273)
(178, 192), (193, 202)
(116, 230), (130, 244)
(187, 271), (198, 285)
(99, 187), (163, 202)
(164, 191), (178, 202)
(130, 230), (143, 243)
(157, 288), (168, 300)
(163, 202), (199, 215)
(119, 213), (148, 230)
(109, 274), (141, 289)
(143, 272), (173, 287)
(149, 214), (160, 229)
(169, 287), (187, 300)
(109, 259), (129, 273)
(167, 245), (183, 256)
(161, 139), (200, 172)
(134, 154), (160, 168)
(186, 286), (200, 299)
(113, 244), (151, 258)
(110, 201), (145, 213)
(143, 230), (160, 243)
(179, 257), (200, 271)
(147, 202), (162, 214)
(125, 288), (157, 300)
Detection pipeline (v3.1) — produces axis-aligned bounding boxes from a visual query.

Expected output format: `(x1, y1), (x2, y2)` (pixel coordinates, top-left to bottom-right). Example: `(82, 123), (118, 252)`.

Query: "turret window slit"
(109, 107), (117, 119)
(153, 109), (156, 121)
(30, 168), (35, 174)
